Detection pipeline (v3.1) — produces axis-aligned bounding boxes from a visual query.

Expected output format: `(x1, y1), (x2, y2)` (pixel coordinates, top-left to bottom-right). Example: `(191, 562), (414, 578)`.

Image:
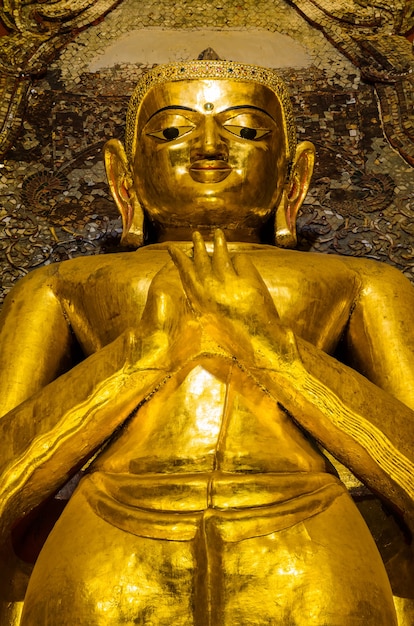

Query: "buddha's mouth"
(189, 160), (232, 183)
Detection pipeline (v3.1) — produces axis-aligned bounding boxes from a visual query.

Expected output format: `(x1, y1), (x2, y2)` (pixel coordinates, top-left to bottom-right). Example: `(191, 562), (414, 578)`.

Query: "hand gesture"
(140, 259), (192, 338)
(169, 230), (300, 368)
(133, 258), (199, 368)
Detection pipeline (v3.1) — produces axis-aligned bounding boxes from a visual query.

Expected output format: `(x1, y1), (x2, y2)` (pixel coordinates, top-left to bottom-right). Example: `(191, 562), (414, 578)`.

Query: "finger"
(192, 231), (211, 280)
(233, 254), (273, 293)
(168, 245), (196, 284)
(232, 254), (263, 283)
(212, 228), (235, 279)
(168, 245), (202, 310)
(234, 255), (279, 315)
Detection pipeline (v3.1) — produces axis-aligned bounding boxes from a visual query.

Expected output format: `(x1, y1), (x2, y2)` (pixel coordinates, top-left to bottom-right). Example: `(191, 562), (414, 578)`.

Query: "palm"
(140, 259), (192, 339)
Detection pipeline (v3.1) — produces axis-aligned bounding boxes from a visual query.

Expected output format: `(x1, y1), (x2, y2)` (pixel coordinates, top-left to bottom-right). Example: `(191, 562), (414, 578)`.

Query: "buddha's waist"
(87, 469), (342, 512)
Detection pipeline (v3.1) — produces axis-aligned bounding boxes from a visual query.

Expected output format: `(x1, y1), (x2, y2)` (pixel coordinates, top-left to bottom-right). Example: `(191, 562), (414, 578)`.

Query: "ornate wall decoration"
(287, 0), (414, 165)
(0, 0), (122, 158)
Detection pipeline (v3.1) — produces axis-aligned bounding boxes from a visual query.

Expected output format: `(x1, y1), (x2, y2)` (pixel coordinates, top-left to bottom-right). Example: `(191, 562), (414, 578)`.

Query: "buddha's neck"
(152, 225), (263, 244)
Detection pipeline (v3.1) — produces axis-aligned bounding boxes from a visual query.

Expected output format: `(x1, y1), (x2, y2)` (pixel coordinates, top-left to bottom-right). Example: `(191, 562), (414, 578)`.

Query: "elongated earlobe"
(275, 141), (315, 248)
(104, 138), (144, 248)
(275, 190), (296, 247)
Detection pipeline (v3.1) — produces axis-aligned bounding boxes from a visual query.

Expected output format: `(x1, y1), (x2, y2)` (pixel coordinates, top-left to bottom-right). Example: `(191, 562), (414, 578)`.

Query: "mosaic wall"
(0, 0), (413, 307)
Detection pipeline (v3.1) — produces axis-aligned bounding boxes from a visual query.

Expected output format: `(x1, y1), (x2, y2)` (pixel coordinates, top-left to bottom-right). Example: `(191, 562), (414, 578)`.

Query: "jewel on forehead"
(204, 102), (214, 111)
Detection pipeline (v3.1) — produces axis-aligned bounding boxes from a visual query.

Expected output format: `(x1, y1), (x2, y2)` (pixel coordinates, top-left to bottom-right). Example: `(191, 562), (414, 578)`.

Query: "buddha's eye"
(223, 125), (270, 141)
(147, 126), (194, 142)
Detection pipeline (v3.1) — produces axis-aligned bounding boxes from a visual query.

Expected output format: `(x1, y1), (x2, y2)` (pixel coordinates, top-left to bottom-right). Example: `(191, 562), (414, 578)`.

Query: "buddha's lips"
(190, 159), (231, 171)
(189, 160), (232, 183)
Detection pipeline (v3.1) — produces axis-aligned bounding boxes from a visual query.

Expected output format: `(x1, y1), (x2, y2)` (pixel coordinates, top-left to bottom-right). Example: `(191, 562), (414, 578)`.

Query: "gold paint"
(0, 61), (414, 624)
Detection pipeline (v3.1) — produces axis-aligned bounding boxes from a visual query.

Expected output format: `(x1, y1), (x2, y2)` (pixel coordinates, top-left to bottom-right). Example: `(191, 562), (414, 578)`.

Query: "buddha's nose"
(191, 117), (228, 161)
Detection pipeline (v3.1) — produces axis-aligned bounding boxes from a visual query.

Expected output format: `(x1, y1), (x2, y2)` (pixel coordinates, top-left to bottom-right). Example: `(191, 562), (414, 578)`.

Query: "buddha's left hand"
(140, 258), (192, 339)
(169, 229), (300, 369)
(132, 257), (200, 370)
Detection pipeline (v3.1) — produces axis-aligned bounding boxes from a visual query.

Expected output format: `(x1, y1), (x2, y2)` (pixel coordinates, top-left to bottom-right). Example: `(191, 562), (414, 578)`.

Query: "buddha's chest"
(94, 357), (327, 475)
(61, 247), (358, 355)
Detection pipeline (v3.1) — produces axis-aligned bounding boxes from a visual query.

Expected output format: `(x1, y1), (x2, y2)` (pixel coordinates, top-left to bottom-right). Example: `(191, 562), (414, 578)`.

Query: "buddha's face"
(132, 79), (290, 236)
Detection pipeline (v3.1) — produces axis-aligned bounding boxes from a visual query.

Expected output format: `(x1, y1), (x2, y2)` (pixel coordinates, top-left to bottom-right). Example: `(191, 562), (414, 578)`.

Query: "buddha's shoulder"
(248, 246), (407, 286)
(13, 244), (408, 293)
(21, 247), (172, 285)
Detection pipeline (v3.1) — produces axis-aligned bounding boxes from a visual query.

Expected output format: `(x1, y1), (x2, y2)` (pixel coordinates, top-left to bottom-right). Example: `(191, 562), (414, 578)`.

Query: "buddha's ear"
(275, 141), (315, 248)
(104, 138), (144, 248)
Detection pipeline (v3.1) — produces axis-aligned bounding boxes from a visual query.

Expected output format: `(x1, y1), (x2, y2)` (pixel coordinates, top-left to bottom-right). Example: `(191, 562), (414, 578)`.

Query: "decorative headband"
(125, 61), (297, 164)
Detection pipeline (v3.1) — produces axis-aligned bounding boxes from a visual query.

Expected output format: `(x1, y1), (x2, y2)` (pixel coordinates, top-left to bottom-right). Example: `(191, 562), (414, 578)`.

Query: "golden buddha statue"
(1, 61), (414, 625)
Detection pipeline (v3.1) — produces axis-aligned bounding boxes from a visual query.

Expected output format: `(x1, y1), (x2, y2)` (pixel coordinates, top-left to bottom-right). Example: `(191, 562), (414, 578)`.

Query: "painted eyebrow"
(220, 105), (276, 123)
(146, 104), (275, 123)
(146, 105), (197, 123)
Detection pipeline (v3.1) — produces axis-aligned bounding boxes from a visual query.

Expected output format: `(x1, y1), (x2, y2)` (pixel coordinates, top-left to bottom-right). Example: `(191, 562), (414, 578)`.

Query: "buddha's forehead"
(137, 79), (283, 126)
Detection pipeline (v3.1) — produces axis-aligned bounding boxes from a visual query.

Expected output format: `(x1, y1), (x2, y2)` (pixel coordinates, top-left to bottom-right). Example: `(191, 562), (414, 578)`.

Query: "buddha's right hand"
(169, 229), (301, 371)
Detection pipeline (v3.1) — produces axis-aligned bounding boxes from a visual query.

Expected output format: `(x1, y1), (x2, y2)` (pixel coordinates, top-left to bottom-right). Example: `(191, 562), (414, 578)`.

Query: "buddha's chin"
(142, 186), (276, 233)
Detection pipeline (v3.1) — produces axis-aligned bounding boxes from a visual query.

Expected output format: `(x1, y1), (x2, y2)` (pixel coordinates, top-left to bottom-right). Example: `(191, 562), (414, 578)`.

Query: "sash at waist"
(82, 470), (347, 540)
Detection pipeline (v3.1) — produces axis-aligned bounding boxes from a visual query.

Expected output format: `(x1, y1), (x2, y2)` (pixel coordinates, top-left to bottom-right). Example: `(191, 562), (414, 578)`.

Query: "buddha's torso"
(93, 354), (329, 477)
(55, 243), (363, 485)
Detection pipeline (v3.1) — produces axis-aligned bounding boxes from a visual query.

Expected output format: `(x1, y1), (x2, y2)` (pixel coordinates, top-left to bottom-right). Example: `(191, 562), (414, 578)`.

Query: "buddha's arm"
(252, 340), (414, 531)
(0, 262), (197, 541)
(0, 266), (75, 417)
(0, 329), (169, 540)
(170, 231), (414, 531)
(344, 258), (414, 410)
